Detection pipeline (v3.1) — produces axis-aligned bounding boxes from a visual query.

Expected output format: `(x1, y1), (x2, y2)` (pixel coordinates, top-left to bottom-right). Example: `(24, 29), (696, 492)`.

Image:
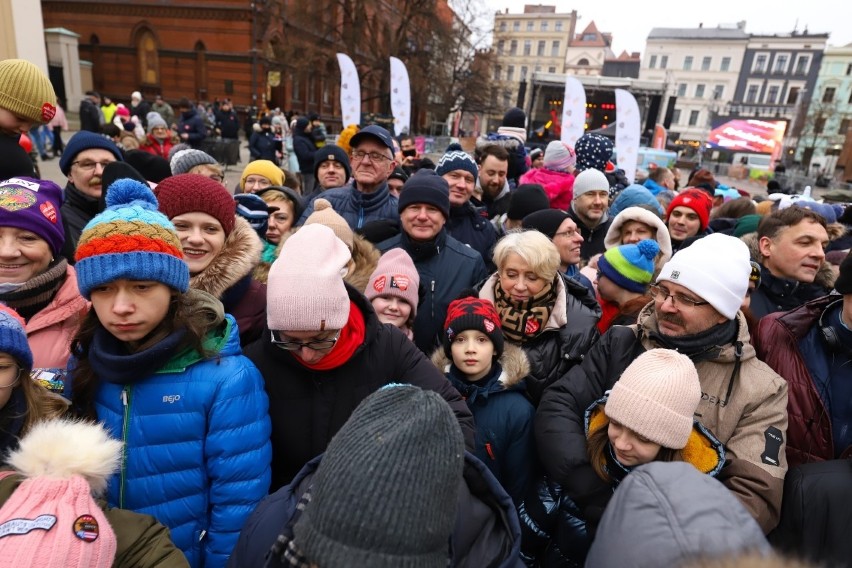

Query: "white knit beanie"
(572, 168), (609, 199)
(267, 224), (352, 331)
(656, 233), (751, 320)
(605, 349), (701, 449)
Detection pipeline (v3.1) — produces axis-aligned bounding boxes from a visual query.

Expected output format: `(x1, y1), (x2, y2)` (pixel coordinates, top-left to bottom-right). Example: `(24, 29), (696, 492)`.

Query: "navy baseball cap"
(350, 125), (394, 153)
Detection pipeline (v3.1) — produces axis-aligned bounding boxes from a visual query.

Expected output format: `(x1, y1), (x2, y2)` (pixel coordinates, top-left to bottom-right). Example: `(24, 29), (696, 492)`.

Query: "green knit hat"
(598, 239), (660, 293)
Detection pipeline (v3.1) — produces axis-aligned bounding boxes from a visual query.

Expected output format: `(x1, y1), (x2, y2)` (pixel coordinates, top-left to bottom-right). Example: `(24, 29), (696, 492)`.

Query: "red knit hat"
(155, 173), (236, 236)
(666, 188), (712, 230)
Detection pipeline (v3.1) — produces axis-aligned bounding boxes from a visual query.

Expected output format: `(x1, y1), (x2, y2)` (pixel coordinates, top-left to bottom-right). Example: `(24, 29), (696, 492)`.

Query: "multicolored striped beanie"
(74, 179), (189, 299)
(597, 239), (660, 293)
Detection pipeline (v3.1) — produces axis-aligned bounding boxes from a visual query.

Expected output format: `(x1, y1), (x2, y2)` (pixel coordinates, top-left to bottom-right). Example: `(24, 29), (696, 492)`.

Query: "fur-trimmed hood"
(430, 343), (531, 390)
(190, 216), (262, 299)
(740, 229), (838, 290)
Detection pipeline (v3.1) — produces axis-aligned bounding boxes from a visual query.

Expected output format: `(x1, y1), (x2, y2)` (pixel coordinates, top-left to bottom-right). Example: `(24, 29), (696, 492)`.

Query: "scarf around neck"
(294, 301), (366, 371)
(88, 325), (188, 384)
(0, 259), (68, 322)
(650, 318), (738, 361)
(493, 276), (558, 343)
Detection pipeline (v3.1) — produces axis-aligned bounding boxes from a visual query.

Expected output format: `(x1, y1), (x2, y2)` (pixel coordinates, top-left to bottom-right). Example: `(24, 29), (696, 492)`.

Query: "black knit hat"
(0, 135), (36, 180)
(507, 184), (550, 221)
(313, 144), (352, 181)
(293, 384), (464, 568)
(502, 107), (526, 128)
(398, 169), (450, 219)
(124, 150), (172, 183)
(835, 255), (852, 295)
(443, 295), (504, 359)
(522, 209), (570, 240)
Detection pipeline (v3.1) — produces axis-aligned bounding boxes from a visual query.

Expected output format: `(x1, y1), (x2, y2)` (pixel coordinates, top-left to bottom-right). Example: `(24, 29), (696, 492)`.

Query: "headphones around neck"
(819, 299), (850, 353)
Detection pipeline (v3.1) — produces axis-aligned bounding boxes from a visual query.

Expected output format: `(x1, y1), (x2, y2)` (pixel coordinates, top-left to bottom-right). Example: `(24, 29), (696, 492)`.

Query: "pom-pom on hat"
(666, 188), (713, 231)
(0, 177), (65, 256)
(543, 140), (576, 172)
(240, 159), (284, 189)
(267, 224), (352, 332)
(169, 148), (217, 175)
(605, 348), (701, 450)
(155, 173), (237, 236)
(0, 304), (33, 370)
(74, 179), (189, 299)
(365, 249), (420, 318)
(443, 295), (504, 359)
(598, 239), (660, 293)
(435, 143), (478, 182)
(304, 198), (354, 250)
(0, 59), (57, 124)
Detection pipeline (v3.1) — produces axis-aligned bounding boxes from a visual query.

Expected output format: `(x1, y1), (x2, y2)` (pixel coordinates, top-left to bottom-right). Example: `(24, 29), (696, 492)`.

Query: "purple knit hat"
(0, 177), (65, 256)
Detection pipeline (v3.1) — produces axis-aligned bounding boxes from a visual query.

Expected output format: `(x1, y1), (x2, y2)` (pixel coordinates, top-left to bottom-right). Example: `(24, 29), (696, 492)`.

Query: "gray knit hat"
(293, 384), (464, 568)
(170, 149), (217, 175)
(146, 111), (168, 134)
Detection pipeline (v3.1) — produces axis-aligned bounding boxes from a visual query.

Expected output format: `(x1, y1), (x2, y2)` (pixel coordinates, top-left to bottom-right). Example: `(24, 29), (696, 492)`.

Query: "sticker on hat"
(41, 103), (56, 122)
(1, 178), (40, 192)
(40, 201), (58, 223)
(372, 275), (386, 293)
(0, 514), (57, 537)
(0, 188), (37, 212)
(389, 275), (409, 290)
(73, 514), (100, 542)
(670, 270), (680, 280)
(483, 319), (495, 333)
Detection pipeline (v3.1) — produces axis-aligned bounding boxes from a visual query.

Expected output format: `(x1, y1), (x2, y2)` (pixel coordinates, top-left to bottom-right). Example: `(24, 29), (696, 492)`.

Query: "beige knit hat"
(605, 349), (701, 450)
(0, 59), (57, 124)
(304, 198), (354, 249)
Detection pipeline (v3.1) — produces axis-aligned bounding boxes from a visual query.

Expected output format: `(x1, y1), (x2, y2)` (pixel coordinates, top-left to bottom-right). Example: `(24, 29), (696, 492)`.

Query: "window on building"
(510, 40), (517, 55)
(524, 40), (531, 56)
(578, 58), (589, 66)
(555, 21), (563, 31)
(537, 40), (545, 56)
(541, 21), (548, 31)
(839, 118), (850, 135)
(503, 90), (512, 107)
(823, 87), (836, 103)
(677, 83), (687, 97)
(513, 21), (520, 32)
(787, 86), (800, 104)
(766, 85), (779, 104)
(499, 21), (506, 32)
(746, 85), (759, 103)
(493, 65), (501, 81)
(308, 76), (317, 103)
(649, 55), (657, 69)
(548, 66), (556, 73)
(491, 88), (498, 107)
(773, 54), (789, 74)
(701, 56), (711, 71)
(527, 21), (534, 31)
(683, 56), (693, 70)
(814, 116), (825, 134)
(847, 63), (852, 75)
(754, 54), (767, 73)
(660, 55), (668, 68)
(582, 33), (597, 41)
(535, 65), (541, 72)
(713, 84), (724, 100)
(497, 40), (504, 55)
(720, 57), (731, 71)
(292, 73), (301, 101)
(695, 84), (705, 98)
(672, 109), (681, 125)
(689, 110), (700, 125)
(551, 41), (560, 57)
(520, 66), (528, 81)
(507, 65), (514, 81)
(794, 55), (810, 75)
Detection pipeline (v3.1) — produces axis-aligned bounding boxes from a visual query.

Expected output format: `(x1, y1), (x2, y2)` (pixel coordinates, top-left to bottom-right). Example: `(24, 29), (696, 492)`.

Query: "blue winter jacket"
(94, 315), (272, 568)
(298, 180), (399, 230)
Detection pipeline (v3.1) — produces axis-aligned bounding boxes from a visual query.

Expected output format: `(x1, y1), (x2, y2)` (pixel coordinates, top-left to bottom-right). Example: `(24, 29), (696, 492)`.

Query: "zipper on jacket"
(119, 385), (133, 509)
(430, 280), (436, 319)
(358, 207), (364, 229)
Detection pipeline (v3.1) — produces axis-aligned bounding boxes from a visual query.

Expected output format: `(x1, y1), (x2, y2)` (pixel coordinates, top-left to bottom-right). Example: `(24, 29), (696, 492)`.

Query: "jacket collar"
(189, 216), (262, 300)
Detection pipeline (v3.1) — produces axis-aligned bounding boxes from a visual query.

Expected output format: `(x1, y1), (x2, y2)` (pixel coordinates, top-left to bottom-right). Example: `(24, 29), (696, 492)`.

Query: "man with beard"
(475, 144), (511, 220)
(568, 168), (613, 261)
(58, 131), (123, 263)
(536, 233), (788, 535)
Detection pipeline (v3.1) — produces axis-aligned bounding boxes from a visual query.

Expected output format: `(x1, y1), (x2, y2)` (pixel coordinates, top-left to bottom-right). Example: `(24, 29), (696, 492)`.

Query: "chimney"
(737, 20), (746, 30)
(698, 22), (703, 28)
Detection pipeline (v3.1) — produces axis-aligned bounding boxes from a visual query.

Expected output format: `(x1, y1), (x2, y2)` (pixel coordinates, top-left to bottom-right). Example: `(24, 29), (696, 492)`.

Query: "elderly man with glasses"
(57, 130), (123, 263)
(536, 233), (789, 536)
(245, 224), (474, 491)
(297, 125), (399, 230)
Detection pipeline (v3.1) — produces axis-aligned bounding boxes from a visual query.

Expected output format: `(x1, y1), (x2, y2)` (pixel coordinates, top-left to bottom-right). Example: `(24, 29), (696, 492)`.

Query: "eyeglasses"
(648, 284), (710, 309)
(0, 364), (22, 389)
(554, 228), (579, 238)
(207, 174), (224, 183)
(71, 160), (115, 172)
(270, 330), (340, 351)
(351, 150), (392, 163)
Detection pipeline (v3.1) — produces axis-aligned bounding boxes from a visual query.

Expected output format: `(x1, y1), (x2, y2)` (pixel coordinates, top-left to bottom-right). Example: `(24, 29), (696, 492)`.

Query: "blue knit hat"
(609, 184), (664, 217)
(74, 179), (189, 299)
(0, 305), (32, 369)
(59, 131), (124, 175)
(598, 239), (660, 293)
(574, 133), (613, 173)
(435, 143), (478, 182)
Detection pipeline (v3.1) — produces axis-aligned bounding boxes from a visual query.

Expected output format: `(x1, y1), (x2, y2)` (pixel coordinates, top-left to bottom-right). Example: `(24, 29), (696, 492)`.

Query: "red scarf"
(596, 294), (621, 334)
(296, 301), (366, 371)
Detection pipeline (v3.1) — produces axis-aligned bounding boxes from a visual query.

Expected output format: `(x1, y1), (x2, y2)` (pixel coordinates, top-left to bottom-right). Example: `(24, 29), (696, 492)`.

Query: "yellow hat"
(304, 198), (354, 250)
(240, 160), (284, 189)
(0, 59), (57, 124)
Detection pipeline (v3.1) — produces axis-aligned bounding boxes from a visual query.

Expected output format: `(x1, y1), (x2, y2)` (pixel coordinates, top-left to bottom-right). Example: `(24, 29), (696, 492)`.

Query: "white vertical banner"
(336, 53), (361, 127)
(561, 76), (586, 147)
(389, 56), (411, 136)
(615, 88), (641, 184)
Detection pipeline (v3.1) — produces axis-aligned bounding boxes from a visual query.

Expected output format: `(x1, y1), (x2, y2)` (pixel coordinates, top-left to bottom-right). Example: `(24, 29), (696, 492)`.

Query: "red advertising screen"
(706, 118), (787, 155)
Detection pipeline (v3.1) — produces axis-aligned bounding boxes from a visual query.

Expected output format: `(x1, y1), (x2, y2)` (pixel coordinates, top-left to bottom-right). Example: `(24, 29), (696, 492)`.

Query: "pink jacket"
(519, 167), (575, 211)
(26, 265), (89, 369)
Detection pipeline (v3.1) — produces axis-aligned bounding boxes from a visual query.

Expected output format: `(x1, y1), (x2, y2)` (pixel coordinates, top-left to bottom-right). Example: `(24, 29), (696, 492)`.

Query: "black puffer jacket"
(60, 183), (103, 264)
(479, 273), (601, 405)
(244, 283), (475, 490)
(446, 201), (498, 269)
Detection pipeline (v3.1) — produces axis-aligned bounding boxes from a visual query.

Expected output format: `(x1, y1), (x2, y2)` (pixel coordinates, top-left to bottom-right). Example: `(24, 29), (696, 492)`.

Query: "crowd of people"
(2, 57), (852, 568)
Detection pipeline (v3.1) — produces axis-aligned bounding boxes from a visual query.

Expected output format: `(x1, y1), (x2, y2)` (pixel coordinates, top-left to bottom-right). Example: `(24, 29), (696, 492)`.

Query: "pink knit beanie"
(605, 349), (701, 450)
(365, 249), (420, 318)
(267, 224), (352, 331)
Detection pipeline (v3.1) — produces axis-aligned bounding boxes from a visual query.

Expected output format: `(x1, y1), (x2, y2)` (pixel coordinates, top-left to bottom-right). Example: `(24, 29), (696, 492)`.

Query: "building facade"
(564, 21), (614, 77)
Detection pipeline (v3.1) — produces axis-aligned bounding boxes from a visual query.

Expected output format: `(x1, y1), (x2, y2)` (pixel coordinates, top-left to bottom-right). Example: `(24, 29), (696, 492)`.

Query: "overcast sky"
(482, 0), (852, 55)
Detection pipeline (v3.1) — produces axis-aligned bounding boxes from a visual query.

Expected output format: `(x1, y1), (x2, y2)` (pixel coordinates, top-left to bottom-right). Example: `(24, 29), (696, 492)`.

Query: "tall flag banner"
(561, 76), (586, 147)
(337, 53), (361, 128)
(615, 89), (641, 184)
(390, 56), (411, 136)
